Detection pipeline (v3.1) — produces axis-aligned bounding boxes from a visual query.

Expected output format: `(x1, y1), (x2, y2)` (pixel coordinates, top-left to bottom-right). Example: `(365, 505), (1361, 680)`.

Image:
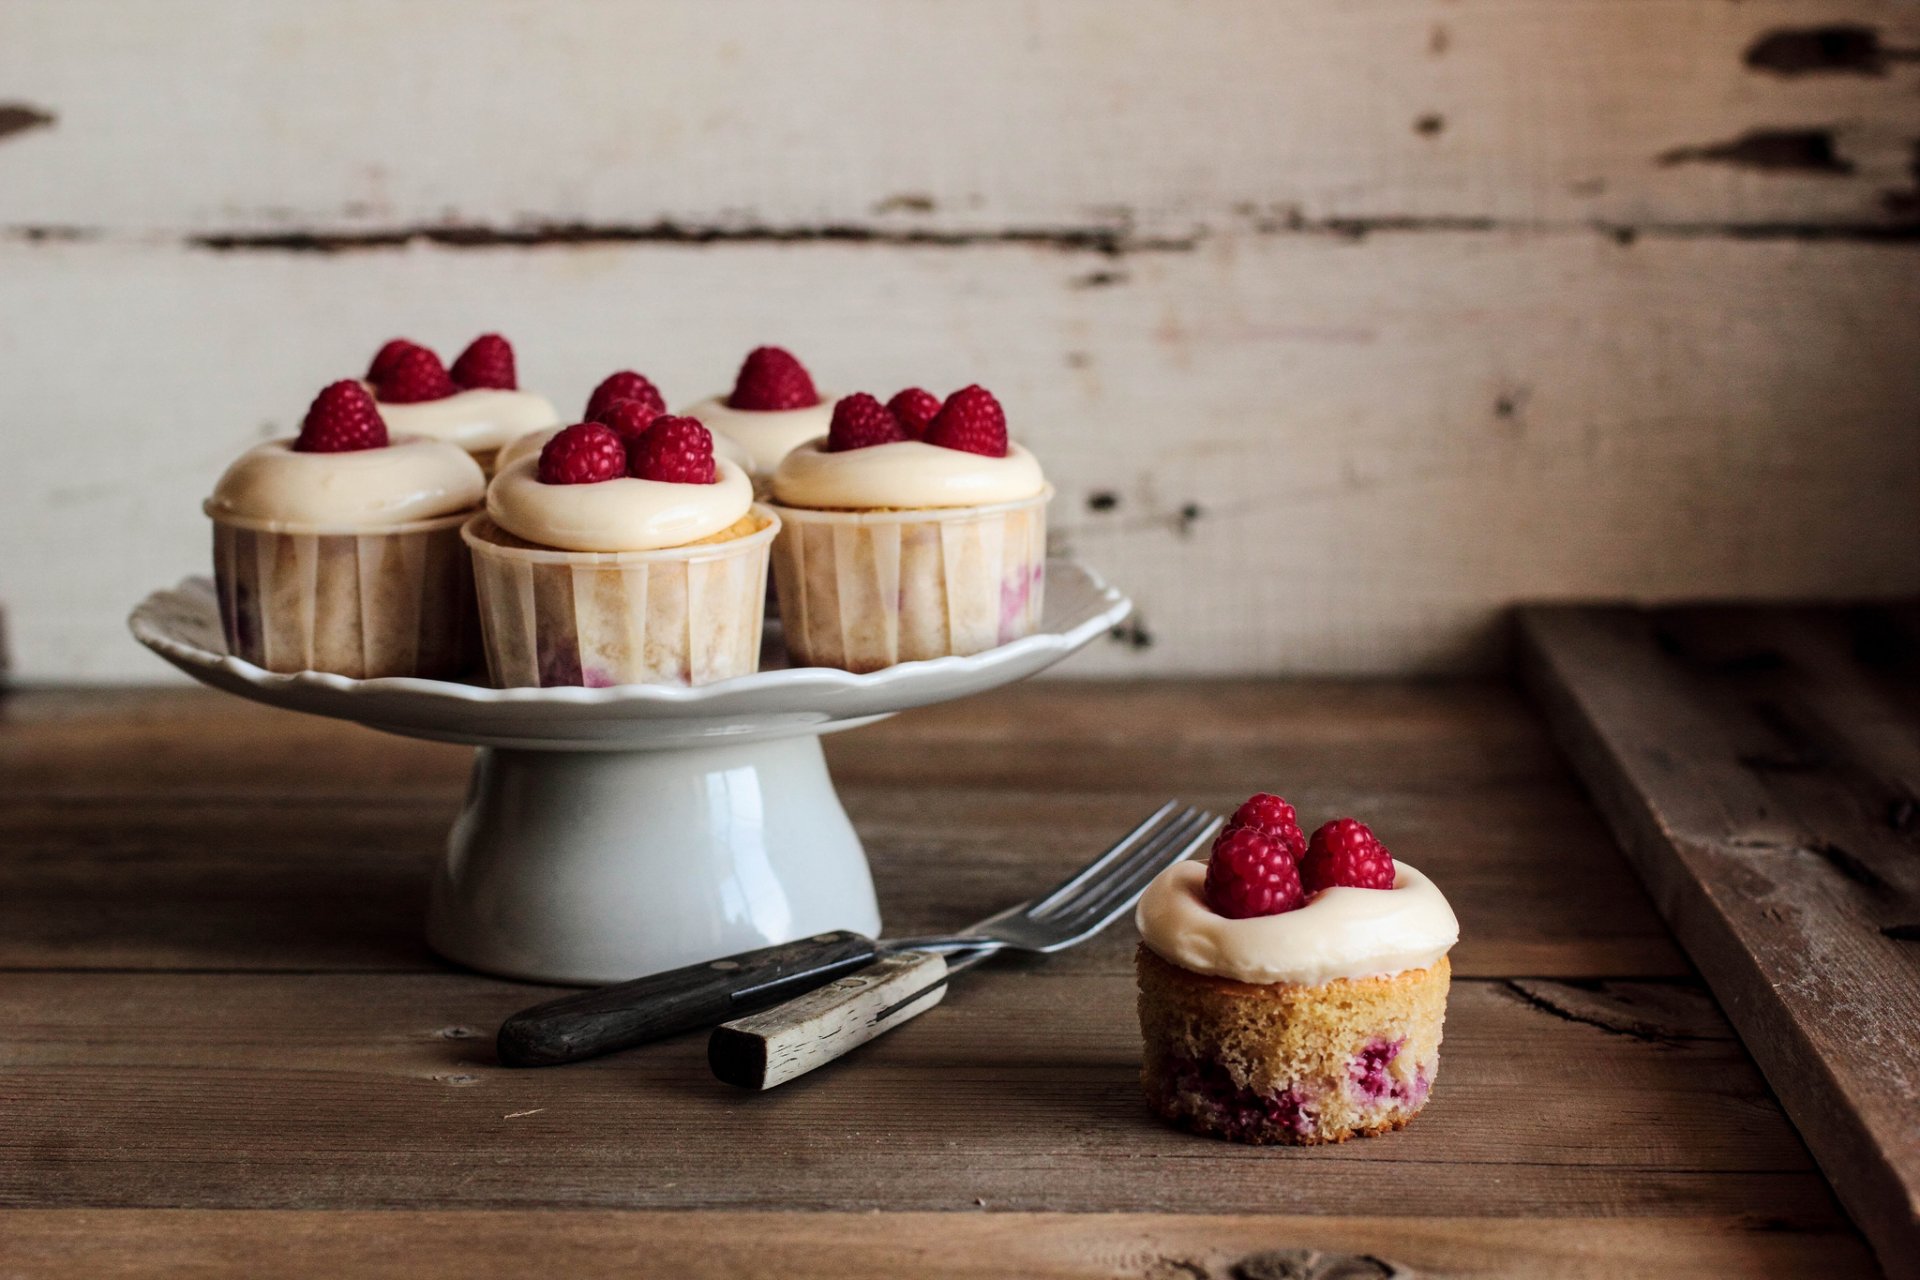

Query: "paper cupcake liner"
(768, 489), (1049, 672)
(463, 509), (778, 688)
(208, 508), (477, 679)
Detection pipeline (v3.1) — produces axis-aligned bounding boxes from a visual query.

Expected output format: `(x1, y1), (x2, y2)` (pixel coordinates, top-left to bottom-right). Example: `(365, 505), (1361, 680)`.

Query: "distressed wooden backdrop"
(1, 0), (1916, 680)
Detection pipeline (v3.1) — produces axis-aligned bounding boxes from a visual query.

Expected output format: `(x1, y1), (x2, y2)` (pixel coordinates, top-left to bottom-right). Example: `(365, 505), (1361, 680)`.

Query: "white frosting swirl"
(772, 440), (1047, 510)
(487, 454), (754, 552)
(682, 394), (836, 478)
(372, 388), (560, 453)
(206, 436), (485, 531)
(495, 423), (750, 476)
(1136, 860), (1458, 986)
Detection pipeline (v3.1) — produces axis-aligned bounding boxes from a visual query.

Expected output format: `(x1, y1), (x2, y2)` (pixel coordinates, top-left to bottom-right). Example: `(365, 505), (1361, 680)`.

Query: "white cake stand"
(129, 562), (1130, 985)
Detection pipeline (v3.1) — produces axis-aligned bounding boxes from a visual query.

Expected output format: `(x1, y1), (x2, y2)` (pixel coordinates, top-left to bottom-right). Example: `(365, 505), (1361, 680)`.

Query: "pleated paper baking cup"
(767, 488), (1049, 672)
(463, 508), (779, 688)
(206, 506), (477, 679)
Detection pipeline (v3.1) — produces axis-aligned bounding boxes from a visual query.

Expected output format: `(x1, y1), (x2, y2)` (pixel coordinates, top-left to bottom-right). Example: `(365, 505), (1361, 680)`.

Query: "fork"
(707, 800), (1221, 1089)
(497, 800), (1218, 1069)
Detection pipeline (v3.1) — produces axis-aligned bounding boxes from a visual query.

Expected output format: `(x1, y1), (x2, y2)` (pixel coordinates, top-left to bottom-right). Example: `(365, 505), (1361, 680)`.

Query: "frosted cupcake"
(682, 346), (837, 488)
(495, 370), (747, 476)
(1136, 795), (1458, 1145)
(767, 385), (1049, 672)
(365, 334), (559, 475)
(465, 415), (777, 688)
(205, 381), (485, 678)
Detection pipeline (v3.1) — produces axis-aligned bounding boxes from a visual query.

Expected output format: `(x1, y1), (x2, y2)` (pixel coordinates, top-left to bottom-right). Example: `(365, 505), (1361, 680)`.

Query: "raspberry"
(727, 346), (819, 411)
(373, 345), (458, 403)
(536, 422), (627, 485)
(367, 338), (425, 382)
(450, 333), (517, 390)
(922, 384), (1008, 457)
(1301, 818), (1397, 893)
(630, 415), (717, 484)
(585, 370), (665, 422)
(1203, 826), (1305, 919)
(1228, 793), (1306, 860)
(826, 392), (907, 451)
(294, 380), (389, 453)
(597, 397), (662, 445)
(887, 387), (942, 439)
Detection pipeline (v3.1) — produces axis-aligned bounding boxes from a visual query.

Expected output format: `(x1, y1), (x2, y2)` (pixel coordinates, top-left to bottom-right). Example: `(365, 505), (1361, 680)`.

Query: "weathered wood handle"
(707, 950), (949, 1089)
(496, 931), (881, 1067)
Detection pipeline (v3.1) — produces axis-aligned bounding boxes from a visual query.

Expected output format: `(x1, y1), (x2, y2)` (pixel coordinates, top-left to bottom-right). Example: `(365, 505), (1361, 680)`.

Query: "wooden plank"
(1518, 604), (1920, 1280)
(0, 1211), (1879, 1280)
(4, 232), (1919, 680)
(0, 685), (1687, 978)
(2, 0), (1915, 233)
(0, 970), (1837, 1217)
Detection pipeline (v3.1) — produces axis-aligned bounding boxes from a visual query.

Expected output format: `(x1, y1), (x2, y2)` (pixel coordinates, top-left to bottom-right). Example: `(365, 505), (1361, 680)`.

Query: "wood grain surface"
(0, 682), (1879, 1275)
(1519, 603), (1920, 1280)
(2, 1), (1918, 679)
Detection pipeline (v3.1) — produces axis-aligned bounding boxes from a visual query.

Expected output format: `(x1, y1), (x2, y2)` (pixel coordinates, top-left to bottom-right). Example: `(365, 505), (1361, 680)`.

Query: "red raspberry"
(294, 380), (389, 453)
(366, 338), (425, 382)
(922, 384), (1008, 457)
(1301, 818), (1397, 893)
(536, 422), (627, 485)
(373, 345), (458, 403)
(826, 392), (908, 451)
(450, 333), (517, 390)
(585, 370), (665, 422)
(597, 397), (663, 445)
(1203, 825), (1305, 919)
(1228, 793), (1306, 860)
(887, 387), (942, 439)
(630, 415), (717, 484)
(727, 346), (819, 411)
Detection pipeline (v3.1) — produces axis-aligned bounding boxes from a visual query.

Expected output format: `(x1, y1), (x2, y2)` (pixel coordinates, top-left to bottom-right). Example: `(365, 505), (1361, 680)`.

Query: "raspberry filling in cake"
(362, 334), (560, 459)
(681, 346), (838, 479)
(1135, 796), (1458, 1145)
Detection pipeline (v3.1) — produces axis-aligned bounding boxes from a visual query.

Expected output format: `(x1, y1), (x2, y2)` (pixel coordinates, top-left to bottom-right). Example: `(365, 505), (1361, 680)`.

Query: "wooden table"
(0, 682), (1877, 1278)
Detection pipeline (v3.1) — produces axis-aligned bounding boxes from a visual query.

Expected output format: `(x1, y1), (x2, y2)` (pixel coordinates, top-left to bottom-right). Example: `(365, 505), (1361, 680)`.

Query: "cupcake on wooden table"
(682, 346), (837, 489)
(465, 414), (776, 688)
(1136, 794), (1458, 1144)
(496, 368), (748, 476)
(767, 385), (1050, 672)
(365, 334), (559, 475)
(205, 381), (485, 678)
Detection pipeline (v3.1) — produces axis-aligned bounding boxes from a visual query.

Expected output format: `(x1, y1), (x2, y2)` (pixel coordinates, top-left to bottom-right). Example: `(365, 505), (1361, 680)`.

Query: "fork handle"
(708, 950), (949, 1089)
(496, 931), (882, 1066)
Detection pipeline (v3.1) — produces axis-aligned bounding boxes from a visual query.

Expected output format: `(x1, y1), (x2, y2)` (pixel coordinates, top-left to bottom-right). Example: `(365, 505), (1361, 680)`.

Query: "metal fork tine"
(1029, 805), (1209, 922)
(1052, 809), (1219, 928)
(1023, 799), (1182, 917)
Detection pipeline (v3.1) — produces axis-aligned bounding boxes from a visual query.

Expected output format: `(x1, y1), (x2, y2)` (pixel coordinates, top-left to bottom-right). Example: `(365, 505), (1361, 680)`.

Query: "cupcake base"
(1137, 945), (1448, 1145)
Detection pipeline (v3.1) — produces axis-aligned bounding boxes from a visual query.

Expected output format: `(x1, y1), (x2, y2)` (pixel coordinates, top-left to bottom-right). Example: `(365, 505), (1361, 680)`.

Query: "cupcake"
(1135, 795), (1458, 1145)
(465, 415), (777, 688)
(682, 346), (837, 488)
(364, 334), (559, 474)
(495, 369), (748, 476)
(205, 381), (485, 678)
(766, 385), (1049, 672)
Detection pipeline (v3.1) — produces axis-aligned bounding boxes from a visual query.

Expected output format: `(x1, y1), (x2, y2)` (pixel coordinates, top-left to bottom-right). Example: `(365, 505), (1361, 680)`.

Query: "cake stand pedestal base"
(426, 735), (881, 986)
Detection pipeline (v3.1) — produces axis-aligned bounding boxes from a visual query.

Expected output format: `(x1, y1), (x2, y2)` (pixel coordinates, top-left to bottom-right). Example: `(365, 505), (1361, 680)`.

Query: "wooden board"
(2, 0), (1918, 680)
(1519, 603), (1920, 1280)
(0, 683), (1874, 1275)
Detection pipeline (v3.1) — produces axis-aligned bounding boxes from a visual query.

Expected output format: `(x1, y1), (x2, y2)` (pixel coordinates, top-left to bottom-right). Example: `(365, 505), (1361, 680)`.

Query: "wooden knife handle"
(708, 950), (949, 1089)
(496, 931), (881, 1067)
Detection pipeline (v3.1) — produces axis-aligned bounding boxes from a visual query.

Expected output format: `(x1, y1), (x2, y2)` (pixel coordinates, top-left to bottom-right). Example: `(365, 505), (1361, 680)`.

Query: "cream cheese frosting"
(771, 440), (1046, 510)
(487, 454), (754, 552)
(206, 435), (485, 530)
(1136, 860), (1459, 987)
(682, 395), (837, 478)
(372, 388), (560, 454)
(494, 422), (750, 477)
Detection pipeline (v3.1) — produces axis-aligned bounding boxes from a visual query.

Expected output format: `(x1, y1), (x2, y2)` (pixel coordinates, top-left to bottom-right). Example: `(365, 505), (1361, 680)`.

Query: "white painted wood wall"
(2, 0), (1916, 679)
